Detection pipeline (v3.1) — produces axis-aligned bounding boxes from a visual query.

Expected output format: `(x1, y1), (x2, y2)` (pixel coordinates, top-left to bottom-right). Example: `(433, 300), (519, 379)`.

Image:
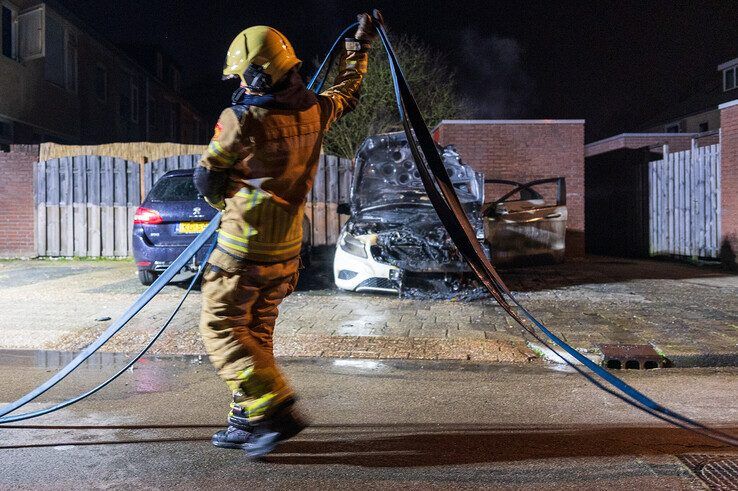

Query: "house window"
(131, 83), (139, 123)
(44, 14), (64, 85)
(665, 123), (680, 133)
(94, 64), (107, 101)
(17, 5), (44, 60)
(724, 66), (737, 92)
(44, 14), (77, 92)
(1, 2), (18, 60)
(698, 122), (709, 133)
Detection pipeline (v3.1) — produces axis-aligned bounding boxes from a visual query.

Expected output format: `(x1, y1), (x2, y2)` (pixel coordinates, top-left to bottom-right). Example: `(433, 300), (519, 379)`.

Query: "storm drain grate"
(599, 344), (665, 370)
(679, 454), (738, 490)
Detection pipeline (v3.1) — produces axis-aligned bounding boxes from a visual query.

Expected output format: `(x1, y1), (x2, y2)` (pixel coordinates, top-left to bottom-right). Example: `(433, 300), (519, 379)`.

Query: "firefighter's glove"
(355, 12), (378, 42)
(204, 196), (226, 211)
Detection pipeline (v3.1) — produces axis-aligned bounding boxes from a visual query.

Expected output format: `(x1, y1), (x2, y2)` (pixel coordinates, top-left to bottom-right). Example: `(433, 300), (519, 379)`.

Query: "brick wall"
(720, 100), (738, 267)
(433, 120), (585, 256)
(0, 145), (38, 258)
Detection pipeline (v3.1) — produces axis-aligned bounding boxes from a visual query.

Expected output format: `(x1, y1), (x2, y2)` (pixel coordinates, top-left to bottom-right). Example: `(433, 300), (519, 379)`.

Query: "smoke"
(458, 30), (533, 118)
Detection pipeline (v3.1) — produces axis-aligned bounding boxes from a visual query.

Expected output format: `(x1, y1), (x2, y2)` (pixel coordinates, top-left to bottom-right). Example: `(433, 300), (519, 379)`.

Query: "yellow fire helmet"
(222, 26), (301, 92)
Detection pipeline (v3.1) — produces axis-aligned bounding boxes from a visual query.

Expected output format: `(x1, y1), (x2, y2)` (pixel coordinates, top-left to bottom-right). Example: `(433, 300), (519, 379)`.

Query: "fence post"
(326, 155), (340, 244)
(127, 162), (141, 256)
(139, 156), (148, 205)
(35, 161), (47, 257)
(338, 157), (353, 230)
(312, 155), (327, 246)
(689, 139), (697, 257)
(113, 159), (129, 257)
(72, 156), (88, 256)
(46, 159), (61, 257)
(59, 157), (74, 257)
(87, 156), (102, 257)
(101, 157), (115, 257)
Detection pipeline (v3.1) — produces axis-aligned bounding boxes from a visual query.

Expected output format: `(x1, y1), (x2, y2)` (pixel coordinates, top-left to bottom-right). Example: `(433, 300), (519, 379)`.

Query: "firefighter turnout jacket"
(195, 39), (369, 267)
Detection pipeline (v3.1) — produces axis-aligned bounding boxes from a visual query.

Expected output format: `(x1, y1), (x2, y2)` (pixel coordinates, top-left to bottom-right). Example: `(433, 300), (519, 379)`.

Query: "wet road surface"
(1, 352), (736, 489)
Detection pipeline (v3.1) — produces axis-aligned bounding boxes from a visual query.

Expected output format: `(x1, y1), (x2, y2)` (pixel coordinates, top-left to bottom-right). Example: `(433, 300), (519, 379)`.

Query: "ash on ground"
(399, 274), (489, 301)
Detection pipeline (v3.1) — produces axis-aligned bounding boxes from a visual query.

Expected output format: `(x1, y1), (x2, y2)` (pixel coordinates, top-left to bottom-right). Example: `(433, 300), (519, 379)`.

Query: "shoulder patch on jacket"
(212, 122), (223, 141)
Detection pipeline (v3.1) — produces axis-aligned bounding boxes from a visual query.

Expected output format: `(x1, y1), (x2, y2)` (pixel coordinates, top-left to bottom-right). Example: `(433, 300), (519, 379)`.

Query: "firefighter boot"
(244, 398), (307, 458)
(211, 398), (253, 449)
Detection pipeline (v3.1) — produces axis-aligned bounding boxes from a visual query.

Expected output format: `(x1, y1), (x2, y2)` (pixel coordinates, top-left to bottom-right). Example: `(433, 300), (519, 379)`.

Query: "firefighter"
(194, 14), (378, 458)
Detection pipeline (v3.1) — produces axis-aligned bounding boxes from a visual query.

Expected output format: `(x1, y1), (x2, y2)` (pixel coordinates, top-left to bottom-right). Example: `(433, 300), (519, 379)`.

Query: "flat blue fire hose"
(0, 35), (347, 423)
(1, 13), (736, 448)
(0, 216), (220, 422)
(369, 12), (737, 446)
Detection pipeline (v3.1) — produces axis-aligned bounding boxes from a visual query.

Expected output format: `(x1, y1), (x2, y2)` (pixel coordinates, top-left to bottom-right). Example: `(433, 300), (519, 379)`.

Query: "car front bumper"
(333, 242), (401, 293)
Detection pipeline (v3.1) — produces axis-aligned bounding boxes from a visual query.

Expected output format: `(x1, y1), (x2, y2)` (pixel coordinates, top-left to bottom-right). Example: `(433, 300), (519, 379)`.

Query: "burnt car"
(333, 132), (486, 294)
(482, 177), (568, 265)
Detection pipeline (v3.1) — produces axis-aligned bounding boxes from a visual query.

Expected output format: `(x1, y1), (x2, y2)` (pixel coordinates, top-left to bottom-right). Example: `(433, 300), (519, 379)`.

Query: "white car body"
(333, 132), (485, 295)
(333, 233), (400, 292)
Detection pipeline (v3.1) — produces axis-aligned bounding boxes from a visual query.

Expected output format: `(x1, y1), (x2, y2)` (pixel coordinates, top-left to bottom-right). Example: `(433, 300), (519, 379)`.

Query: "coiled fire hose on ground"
(1, 12), (736, 448)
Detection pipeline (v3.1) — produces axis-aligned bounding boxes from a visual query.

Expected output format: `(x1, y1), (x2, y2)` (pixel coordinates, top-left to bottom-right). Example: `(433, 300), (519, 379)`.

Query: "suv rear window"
(148, 176), (199, 202)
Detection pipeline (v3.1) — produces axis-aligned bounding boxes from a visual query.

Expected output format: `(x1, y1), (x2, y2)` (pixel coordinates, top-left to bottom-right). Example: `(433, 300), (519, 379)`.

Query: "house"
(0, 0), (206, 146)
(582, 55), (738, 266)
(639, 56), (738, 134)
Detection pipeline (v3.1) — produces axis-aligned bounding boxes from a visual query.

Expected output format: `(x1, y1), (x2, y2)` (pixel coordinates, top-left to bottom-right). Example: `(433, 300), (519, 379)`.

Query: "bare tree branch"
(322, 33), (467, 159)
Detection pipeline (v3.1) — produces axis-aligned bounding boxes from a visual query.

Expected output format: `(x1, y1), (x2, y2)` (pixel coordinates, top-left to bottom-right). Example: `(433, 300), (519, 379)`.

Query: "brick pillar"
(0, 145), (39, 258)
(719, 100), (738, 267)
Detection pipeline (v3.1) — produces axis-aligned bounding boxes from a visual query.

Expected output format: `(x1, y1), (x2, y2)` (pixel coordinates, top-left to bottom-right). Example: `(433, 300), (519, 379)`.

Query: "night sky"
(57, 0), (737, 141)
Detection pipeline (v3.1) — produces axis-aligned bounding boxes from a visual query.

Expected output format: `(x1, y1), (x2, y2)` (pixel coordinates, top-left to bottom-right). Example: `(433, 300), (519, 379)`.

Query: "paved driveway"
(1, 255), (737, 365)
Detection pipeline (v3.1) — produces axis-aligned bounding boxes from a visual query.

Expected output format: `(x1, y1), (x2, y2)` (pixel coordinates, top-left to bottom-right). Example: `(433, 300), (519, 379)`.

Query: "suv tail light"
(134, 207), (163, 224)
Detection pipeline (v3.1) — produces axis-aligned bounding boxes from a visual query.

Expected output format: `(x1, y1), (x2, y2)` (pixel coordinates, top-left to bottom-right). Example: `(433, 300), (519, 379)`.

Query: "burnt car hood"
(350, 132), (484, 214)
(347, 132), (485, 273)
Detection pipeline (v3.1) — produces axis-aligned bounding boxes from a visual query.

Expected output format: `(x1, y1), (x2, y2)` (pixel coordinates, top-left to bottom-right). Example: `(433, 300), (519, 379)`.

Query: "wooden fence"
(649, 142), (721, 258)
(34, 153), (354, 257)
(35, 156), (140, 258)
(307, 154), (353, 246)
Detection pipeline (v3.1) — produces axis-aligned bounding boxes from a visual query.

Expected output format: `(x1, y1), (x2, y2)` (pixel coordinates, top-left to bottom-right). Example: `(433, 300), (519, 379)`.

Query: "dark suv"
(132, 169), (312, 285)
(132, 170), (218, 285)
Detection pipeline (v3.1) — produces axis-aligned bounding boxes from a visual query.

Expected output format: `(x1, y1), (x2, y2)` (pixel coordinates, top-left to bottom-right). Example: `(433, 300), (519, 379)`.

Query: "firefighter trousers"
(199, 254), (300, 420)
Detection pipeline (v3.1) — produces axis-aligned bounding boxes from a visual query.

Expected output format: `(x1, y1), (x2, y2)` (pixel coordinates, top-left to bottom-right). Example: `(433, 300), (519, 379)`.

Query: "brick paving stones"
(1, 257), (737, 365)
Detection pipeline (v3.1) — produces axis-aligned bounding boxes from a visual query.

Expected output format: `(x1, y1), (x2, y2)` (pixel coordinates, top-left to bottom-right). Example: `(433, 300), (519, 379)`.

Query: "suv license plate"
(178, 222), (208, 234)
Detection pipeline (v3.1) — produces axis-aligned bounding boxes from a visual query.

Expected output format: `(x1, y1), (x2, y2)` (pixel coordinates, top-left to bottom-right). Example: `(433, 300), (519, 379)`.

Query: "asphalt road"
(1, 353), (736, 489)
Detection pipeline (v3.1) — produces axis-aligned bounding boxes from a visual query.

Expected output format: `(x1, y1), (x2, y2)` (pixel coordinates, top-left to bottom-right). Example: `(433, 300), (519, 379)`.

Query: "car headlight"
(339, 234), (367, 258)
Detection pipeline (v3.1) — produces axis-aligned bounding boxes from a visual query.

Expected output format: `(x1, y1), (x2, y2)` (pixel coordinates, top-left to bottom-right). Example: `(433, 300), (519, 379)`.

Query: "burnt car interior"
(482, 177), (568, 265)
(483, 177), (567, 214)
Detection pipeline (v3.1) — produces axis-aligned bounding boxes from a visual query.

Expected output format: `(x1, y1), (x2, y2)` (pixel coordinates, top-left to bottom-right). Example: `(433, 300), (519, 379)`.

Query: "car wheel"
(138, 270), (158, 286)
